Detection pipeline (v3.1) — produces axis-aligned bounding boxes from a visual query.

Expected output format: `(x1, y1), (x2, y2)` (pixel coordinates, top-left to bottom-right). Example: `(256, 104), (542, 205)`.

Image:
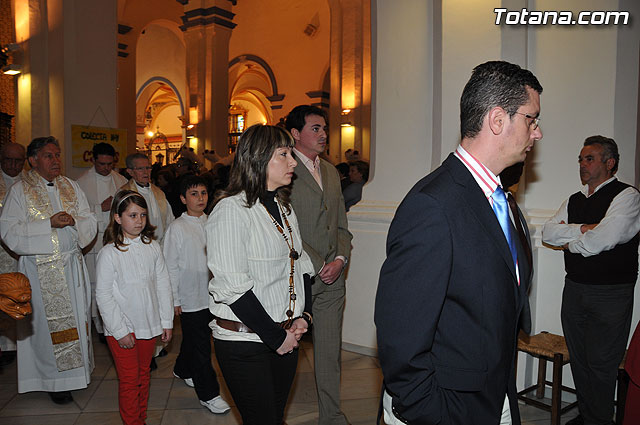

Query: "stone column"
(15, 0), (117, 179)
(327, 0), (371, 163)
(181, 0), (235, 156)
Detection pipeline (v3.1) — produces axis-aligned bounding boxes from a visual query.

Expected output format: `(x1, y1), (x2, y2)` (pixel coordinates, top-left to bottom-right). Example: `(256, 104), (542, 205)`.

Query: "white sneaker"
(200, 395), (231, 414)
(173, 372), (194, 388)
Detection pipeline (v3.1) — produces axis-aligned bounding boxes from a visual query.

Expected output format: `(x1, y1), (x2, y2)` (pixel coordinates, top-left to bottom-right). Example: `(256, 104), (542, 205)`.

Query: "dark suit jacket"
(375, 154), (531, 425)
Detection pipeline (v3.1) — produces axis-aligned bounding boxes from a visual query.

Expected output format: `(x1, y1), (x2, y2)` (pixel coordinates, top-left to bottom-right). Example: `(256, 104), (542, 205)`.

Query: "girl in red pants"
(96, 190), (173, 425)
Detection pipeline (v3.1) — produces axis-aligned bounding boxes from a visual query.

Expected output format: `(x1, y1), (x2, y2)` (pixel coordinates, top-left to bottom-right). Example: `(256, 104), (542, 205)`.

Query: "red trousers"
(107, 335), (157, 425)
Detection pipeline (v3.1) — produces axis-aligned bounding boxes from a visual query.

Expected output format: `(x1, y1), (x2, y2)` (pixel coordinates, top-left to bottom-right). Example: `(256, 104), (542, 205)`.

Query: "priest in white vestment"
(0, 137), (97, 404)
(0, 142), (26, 361)
(77, 142), (126, 336)
(121, 153), (173, 244)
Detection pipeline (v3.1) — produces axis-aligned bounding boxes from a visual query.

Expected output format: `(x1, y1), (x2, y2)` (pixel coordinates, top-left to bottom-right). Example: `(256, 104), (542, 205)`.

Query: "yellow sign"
(71, 125), (127, 168)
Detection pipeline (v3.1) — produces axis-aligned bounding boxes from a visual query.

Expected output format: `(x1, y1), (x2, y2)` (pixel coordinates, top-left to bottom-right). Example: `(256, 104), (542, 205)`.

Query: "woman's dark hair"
(214, 124), (295, 212)
(103, 190), (156, 251)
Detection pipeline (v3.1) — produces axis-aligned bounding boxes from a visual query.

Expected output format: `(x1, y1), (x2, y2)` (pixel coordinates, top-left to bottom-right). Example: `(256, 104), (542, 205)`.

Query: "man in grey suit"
(286, 105), (353, 425)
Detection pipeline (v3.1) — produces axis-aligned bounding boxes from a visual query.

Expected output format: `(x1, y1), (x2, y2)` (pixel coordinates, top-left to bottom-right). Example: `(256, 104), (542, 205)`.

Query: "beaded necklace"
(262, 198), (298, 329)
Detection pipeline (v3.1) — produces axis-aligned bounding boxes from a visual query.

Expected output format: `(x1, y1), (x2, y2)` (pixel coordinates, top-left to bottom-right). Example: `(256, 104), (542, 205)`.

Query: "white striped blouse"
(206, 192), (314, 343)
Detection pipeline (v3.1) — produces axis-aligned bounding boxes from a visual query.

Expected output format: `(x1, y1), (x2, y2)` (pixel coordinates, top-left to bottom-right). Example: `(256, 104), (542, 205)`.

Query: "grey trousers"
(312, 282), (349, 425)
(561, 278), (634, 425)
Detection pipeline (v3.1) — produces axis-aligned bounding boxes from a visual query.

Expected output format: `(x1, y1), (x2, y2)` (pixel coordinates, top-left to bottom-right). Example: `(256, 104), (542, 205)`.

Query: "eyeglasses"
(133, 166), (152, 171)
(1, 158), (25, 164)
(514, 112), (540, 130)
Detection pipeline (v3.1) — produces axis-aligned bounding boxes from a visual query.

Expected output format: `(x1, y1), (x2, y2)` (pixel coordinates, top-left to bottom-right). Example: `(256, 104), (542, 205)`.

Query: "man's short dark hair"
(460, 61), (543, 139)
(27, 136), (59, 158)
(92, 142), (116, 158)
(584, 135), (619, 173)
(285, 105), (328, 132)
(179, 174), (208, 198)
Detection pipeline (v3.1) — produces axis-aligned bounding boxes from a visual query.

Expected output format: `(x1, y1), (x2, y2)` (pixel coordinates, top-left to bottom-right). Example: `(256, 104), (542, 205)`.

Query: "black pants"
(214, 338), (298, 425)
(561, 279), (635, 425)
(173, 309), (220, 402)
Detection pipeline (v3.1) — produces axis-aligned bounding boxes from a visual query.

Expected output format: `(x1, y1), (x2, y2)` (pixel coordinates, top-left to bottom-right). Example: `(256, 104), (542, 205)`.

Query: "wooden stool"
(516, 331), (578, 425)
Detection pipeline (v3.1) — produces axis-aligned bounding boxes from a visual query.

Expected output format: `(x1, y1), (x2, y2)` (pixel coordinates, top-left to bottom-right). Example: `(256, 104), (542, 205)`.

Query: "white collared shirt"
(542, 177), (640, 257)
(95, 236), (174, 340)
(163, 212), (210, 312)
(293, 147), (322, 190)
(454, 145), (521, 283)
(454, 145), (501, 207)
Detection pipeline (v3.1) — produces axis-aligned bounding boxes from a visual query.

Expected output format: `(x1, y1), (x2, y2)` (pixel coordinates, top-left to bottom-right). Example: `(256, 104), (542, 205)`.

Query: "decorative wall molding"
(180, 6), (236, 30)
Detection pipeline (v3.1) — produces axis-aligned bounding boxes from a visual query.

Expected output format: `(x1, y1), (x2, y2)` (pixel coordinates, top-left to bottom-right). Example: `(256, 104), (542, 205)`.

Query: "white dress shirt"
(454, 145), (521, 283)
(542, 177), (640, 257)
(293, 147), (322, 189)
(206, 192), (314, 343)
(163, 212), (210, 312)
(95, 237), (174, 340)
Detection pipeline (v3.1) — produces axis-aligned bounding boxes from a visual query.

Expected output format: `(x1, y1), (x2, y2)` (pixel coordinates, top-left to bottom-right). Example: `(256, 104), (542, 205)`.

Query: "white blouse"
(206, 192), (314, 343)
(96, 236), (174, 340)
(163, 213), (210, 312)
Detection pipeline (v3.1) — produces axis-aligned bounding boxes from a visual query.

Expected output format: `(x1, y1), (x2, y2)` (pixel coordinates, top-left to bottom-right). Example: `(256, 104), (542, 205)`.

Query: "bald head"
(1, 143), (26, 177)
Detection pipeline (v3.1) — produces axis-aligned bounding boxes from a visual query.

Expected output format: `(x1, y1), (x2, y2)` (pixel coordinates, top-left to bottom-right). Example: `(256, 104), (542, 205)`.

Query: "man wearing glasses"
(376, 61), (542, 425)
(122, 153), (174, 245)
(543, 136), (640, 425)
(0, 142), (26, 366)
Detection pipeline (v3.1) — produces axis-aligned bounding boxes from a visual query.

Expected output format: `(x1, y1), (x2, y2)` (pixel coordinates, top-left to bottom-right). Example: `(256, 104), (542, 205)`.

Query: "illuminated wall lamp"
(340, 109), (353, 127)
(2, 64), (22, 75)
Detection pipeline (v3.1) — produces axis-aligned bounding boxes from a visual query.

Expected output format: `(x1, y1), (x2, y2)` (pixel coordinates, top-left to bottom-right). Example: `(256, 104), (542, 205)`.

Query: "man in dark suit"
(286, 105), (353, 425)
(375, 61), (543, 425)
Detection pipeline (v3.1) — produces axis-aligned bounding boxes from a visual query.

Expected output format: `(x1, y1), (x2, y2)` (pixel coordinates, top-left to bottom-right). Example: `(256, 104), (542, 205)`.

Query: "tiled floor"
(0, 322), (581, 425)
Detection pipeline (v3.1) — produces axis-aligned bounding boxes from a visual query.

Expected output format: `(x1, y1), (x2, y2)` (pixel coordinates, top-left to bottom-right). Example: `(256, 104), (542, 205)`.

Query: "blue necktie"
(492, 186), (518, 270)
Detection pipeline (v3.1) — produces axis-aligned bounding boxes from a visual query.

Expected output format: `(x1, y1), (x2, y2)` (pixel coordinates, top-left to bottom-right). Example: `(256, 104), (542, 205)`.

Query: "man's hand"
(50, 211), (75, 228)
(161, 328), (172, 343)
(318, 259), (345, 284)
(580, 223), (598, 234)
(101, 196), (113, 212)
(174, 306), (182, 316)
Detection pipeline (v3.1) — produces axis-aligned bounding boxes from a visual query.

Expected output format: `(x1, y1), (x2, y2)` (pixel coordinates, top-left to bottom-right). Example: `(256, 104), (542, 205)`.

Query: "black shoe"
(566, 415), (584, 425)
(156, 348), (168, 358)
(150, 357), (158, 372)
(0, 350), (16, 366)
(49, 391), (73, 404)
(97, 333), (107, 344)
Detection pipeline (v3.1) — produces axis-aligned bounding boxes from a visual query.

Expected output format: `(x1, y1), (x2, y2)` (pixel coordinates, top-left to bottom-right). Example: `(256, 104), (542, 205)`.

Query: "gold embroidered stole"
(123, 179), (168, 224)
(22, 169), (84, 371)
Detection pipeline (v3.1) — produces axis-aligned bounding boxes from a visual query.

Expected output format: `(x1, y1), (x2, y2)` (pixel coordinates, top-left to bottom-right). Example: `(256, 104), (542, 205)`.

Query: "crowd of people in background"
(1, 60), (637, 425)
(0, 104), (365, 425)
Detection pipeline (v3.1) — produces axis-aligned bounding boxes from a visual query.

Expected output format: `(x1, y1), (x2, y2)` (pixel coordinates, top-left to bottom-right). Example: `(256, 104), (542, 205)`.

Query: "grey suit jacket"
(289, 154), (353, 292)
